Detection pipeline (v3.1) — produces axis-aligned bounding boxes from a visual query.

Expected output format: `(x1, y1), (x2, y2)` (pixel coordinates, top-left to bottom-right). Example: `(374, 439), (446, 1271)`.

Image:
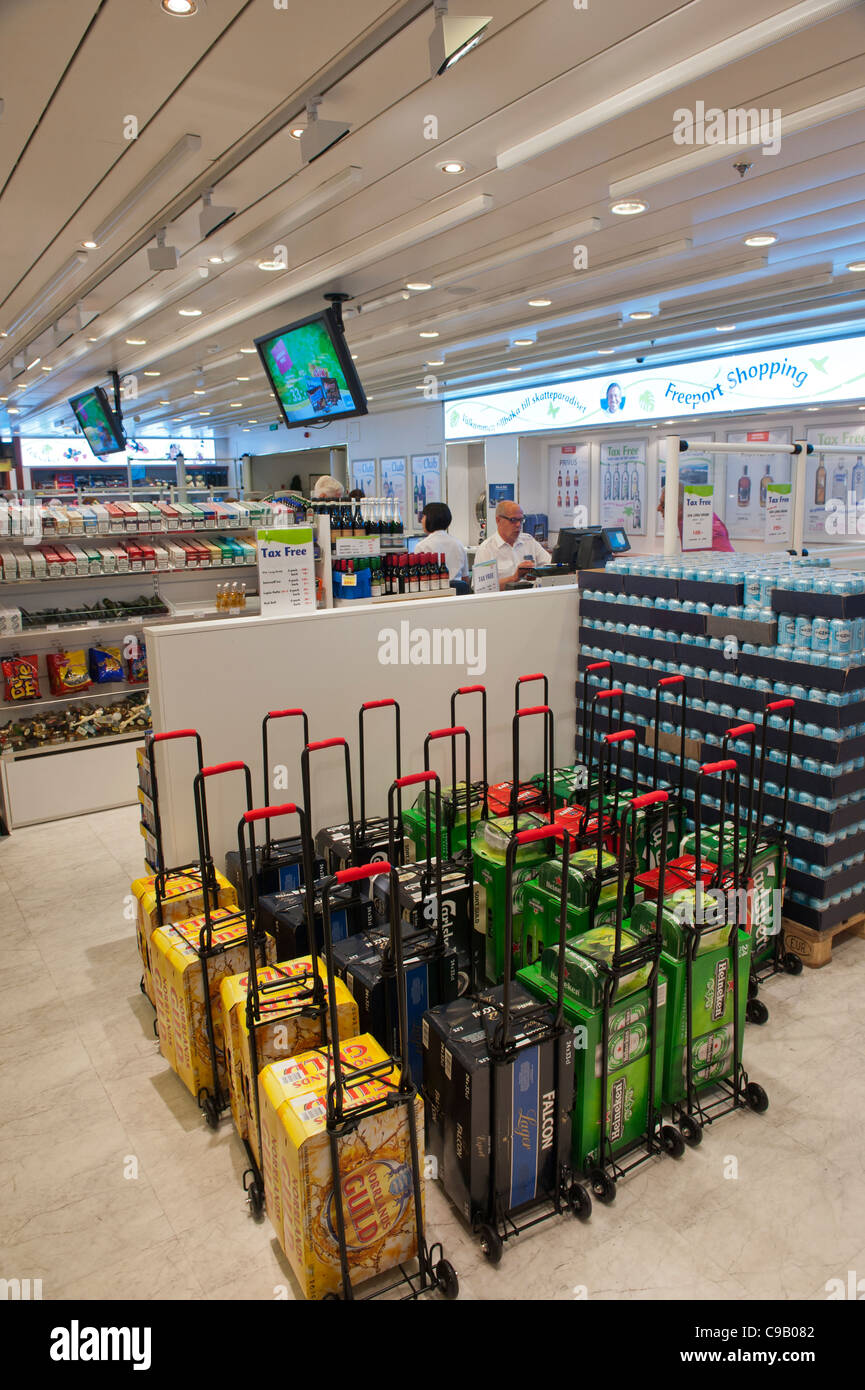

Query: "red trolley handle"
(427, 725), (467, 740)
(201, 760), (246, 778)
(631, 790), (669, 810)
(456, 684), (485, 695)
(361, 698), (397, 711)
(394, 770), (437, 789)
(514, 824), (569, 848)
(307, 737), (348, 752)
(153, 728), (197, 742)
(517, 703), (551, 718)
(243, 803), (298, 823)
(658, 675), (684, 687)
(604, 728), (636, 744)
(596, 687), (625, 700)
(266, 708), (305, 719)
(335, 863), (392, 884)
(701, 758), (737, 776)
(767, 698), (794, 711)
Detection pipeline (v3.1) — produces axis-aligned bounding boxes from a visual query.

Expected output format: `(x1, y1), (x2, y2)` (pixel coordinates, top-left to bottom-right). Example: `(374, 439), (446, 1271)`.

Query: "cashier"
(472, 501), (552, 591)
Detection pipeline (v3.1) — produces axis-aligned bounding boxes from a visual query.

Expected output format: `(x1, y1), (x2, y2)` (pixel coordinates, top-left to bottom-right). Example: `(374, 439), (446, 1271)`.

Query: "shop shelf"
(0, 682), (148, 713)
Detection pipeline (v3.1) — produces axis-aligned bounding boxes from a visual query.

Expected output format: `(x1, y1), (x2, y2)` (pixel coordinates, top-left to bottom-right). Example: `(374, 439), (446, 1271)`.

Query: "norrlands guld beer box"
(219, 957), (359, 1153)
(517, 952), (667, 1170)
(659, 930), (751, 1104)
(332, 921), (459, 1083)
(150, 908), (275, 1099)
(256, 881), (374, 959)
(422, 987), (574, 1224)
(131, 868), (236, 1005)
(224, 837), (326, 898)
(258, 1035), (424, 1300)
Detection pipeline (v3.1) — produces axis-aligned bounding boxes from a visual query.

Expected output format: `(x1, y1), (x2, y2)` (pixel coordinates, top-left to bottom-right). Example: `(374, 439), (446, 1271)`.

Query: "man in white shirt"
(472, 500), (551, 591)
(415, 502), (469, 582)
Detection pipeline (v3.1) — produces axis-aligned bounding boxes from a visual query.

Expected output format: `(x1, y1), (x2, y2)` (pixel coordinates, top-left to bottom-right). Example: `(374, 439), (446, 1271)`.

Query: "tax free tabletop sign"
(444, 334), (865, 438)
(256, 527), (316, 615)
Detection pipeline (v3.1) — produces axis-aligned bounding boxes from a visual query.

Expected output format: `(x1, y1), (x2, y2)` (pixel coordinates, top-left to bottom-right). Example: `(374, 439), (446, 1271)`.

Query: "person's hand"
(516, 559), (535, 577)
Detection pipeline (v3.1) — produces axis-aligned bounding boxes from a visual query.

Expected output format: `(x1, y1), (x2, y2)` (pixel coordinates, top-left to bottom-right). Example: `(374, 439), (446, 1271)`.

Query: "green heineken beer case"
(659, 929), (751, 1106)
(471, 816), (551, 984)
(517, 958), (667, 1171)
(521, 880), (621, 968)
(402, 780), (487, 860)
(678, 827), (784, 967)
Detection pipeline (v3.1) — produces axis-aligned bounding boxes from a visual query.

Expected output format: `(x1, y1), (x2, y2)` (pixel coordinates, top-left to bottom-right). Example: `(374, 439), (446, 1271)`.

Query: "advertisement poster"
(805, 425), (865, 542)
(350, 457), (377, 494)
(445, 332), (865, 437)
(380, 456), (407, 515)
(411, 453), (441, 525)
(725, 429), (792, 540)
(765, 482), (792, 542)
(256, 527), (316, 615)
(600, 440), (646, 534)
(681, 485), (713, 551)
(656, 436), (715, 536)
(548, 443), (590, 531)
(488, 483), (515, 507)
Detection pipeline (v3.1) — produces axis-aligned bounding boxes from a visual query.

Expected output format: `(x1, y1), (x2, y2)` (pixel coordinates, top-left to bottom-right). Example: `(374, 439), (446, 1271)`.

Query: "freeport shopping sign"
(443, 334), (865, 438)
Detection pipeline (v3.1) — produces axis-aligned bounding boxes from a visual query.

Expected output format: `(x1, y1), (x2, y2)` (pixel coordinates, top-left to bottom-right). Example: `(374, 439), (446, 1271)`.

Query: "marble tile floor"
(1, 805), (863, 1302)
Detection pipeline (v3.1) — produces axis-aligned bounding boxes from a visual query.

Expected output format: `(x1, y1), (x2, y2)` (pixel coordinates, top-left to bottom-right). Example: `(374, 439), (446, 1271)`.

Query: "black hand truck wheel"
(322, 1292), (340, 1302)
(588, 1167), (616, 1203)
(247, 1181), (265, 1221)
(678, 1112), (703, 1147)
(478, 1223), (503, 1265)
(435, 1258), (460, 1300)
(746, 998), (769, 1026)
(568, 1183), (592, 1221)
(660, 1125), (686, 1159)
(747, 975), (759, 1000)
(202, 1093), (220, 1130)
(745, 1082), (769, 1113)
(783, 951), (803, 975)
(153, 1018), (159, 1039)
(139, 976), (147, 997)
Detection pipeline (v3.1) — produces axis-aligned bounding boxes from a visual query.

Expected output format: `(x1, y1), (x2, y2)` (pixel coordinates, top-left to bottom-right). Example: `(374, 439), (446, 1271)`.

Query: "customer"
(415, 501), (469, 583)
(472, 500), (552, 591)
(657, 486), (734, 552)
(312, 474), (344, 500)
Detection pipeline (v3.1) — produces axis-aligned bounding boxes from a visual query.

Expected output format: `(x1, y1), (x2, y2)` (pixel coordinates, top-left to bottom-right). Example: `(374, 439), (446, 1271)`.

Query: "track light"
(299, 97), (350, 165)
(429, 1), (491, 76)
(199, 189), (236, 239)
(2, 252), (87, 341)
(147, 228), (180, 271)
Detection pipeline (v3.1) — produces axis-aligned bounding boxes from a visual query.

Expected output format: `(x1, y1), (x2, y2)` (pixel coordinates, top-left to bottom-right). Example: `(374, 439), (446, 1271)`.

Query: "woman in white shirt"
(415, 502), (469, 582)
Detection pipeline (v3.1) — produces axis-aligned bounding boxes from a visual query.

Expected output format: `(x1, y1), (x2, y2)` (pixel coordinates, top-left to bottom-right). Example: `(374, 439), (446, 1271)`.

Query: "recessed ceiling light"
(236, 376), (250, 381)
(162, 0), (198, 14)
(143, 370), (161, 376)
(159, 399), (170, 404)
(239, 347), (256, 354)
(440, 161), (465, 174)
(41, 365), (52, 371)
(248, 419), (258, 423)
(414, 384), (426, 389)
(426, 359), (444, 366)
(505, 366), (521, 372)
(859, 406), (865, 411)
(528, 298), (551, 307)
(257, 260), (284, 271)
(715, 324), (737, 332)
(629, 310), (654, 320)
(610, 198), (648, 216)
(87, 336), (99, 342)
(406, 281), (433, 291)
(126, 338), (146, 345)
(242, 428), (250, 432)
(848, 261), (865, 273)
(351, 354), (358, 360)
(0, 396), (7, 402)
(597, 348), (615, 355)
(178, 308), (202, 316)
(207, 255), (224, 266)
(419, 331), (439, 339)
(193, 389), (206, 395)
(82, 240), (99, 250)
(513, 338), (533, 346)
(26, 357), (41, 370)
(805, 407), (819, 411)
(230, 402), (243, 407)
(8, 408), (19, 415)
(0, 332), (6, 338)
(744, 233), (777, 247)
(198, 410), (210, 416)
(289, 127), (305, 140)
(367, 395), (374, 401)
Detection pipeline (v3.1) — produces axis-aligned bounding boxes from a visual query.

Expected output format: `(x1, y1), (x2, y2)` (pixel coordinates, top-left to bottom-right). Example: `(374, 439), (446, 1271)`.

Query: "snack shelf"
(2, 729), (146, 761)
(0, 681), (148, 713)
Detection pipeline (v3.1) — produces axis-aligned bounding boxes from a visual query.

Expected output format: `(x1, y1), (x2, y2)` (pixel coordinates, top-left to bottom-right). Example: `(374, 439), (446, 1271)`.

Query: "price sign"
(256, 527), (316, 616)
(681, 485), (713, 551)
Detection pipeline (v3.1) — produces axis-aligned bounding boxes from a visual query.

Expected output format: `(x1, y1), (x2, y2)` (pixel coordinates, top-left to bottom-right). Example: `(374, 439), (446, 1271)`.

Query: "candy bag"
(89, 645), (124, 683)
(3, 654), (40, 702)
(46, 649), (92, 696)
(127, 639), (147, 684)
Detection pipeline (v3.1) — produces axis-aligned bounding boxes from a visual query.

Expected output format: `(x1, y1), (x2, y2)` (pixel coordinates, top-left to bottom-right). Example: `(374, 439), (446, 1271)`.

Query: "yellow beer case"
(150, 907), (274, 1099)
(258, 1035), (424, 1299)
(131, 868), (236, 1006)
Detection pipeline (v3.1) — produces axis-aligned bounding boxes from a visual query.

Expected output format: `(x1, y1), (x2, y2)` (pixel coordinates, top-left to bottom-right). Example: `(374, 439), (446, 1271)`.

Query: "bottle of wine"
(371, 557), (382, 598)
(420, 553), (431, 593)
(439, 553), (449, 590)
(352, 501), (364, 539)
(738, 464), (751, 507)
(398, 553), (409, 594)
(815, 460), (826, 506)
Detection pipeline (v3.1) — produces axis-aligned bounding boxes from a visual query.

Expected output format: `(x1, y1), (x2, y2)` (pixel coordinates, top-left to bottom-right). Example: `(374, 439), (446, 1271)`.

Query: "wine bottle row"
(332, 552), (450, 600)
(310, 496), (404, 541)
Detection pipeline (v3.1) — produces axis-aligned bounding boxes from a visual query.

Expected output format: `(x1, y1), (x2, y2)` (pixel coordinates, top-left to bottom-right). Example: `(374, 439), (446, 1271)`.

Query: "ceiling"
(1, 0), (865, 446)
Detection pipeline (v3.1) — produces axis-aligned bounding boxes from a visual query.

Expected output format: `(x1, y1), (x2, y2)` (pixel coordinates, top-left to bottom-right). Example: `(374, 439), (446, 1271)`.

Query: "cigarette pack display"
(258, 1034), (424, 1299)
(150, 908), (275, 1098)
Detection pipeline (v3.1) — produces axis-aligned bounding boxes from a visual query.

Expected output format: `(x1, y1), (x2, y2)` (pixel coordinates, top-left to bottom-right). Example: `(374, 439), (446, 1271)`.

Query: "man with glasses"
(472, 500), (551, 591)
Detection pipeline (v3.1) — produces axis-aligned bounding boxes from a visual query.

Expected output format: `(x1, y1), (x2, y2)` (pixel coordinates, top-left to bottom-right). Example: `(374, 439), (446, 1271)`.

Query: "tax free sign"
(444, 334), (865, 439)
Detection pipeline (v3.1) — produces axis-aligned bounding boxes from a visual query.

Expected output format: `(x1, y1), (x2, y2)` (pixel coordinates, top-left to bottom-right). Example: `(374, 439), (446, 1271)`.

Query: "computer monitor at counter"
(552, 526), (631, 570)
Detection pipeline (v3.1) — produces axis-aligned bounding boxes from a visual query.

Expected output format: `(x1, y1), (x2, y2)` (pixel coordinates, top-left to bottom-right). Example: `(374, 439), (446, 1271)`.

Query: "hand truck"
(747, 698), (802, 991)
(321, 862), (459, 1301)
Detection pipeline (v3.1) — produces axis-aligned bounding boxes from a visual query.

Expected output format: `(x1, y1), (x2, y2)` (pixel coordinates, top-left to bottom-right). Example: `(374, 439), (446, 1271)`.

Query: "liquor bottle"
(573, 479), (579, 507)
(420, 554), (431, 593)
(832, 461), (848, 503)
(557, 469), (563, 487)
(239, 582), (247, 611)
(371, 557), (382, 598)
(216, 582), (226, 611)
(759, 463), (772, 508)
(565, 490), (570, 509)
(603, 464), (611, 500)
(612, 464), (620, 501)
(853, 456), (865, 504)
(633, 494), (642, 529)
(631, 467), (640, 499)
(352, 501), (364, 539)
(410, 555), (420, 594)
(621, 467), (629, 501)
(814, 460), (826, 506)
(393, 497), (403, 536)
(738, 464), (751, 507)
(557, 491), (562, 509)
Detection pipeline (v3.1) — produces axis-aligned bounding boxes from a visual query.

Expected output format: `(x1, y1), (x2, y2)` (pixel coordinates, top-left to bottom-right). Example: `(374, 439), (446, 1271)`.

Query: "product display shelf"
(4, 727), (147, 761)
(578, 560), (865, 938)
(0, 562), (258, 585)
(0, 680), (147, 713)
(334, 587), (455, 607)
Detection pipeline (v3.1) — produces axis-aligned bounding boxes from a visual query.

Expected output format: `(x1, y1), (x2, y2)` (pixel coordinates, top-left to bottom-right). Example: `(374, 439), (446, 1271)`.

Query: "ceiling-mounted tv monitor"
(254, 308), (368, 428)
(68, 386), (126, 458)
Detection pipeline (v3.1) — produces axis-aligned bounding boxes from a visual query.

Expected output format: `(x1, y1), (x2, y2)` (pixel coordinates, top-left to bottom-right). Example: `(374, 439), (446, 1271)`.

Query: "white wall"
(229, 403), (443, 468)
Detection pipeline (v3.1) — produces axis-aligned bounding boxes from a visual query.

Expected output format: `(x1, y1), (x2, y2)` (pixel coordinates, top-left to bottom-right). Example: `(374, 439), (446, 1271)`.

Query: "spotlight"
(199, 189), (236, 239)
(429, 1), (491, 76)
(299, 97), (350, 165)
(147, 229), (179, 271)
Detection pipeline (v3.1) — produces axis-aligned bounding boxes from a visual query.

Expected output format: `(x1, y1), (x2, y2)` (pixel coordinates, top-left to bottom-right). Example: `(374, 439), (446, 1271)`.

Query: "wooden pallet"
(783, 912), (865, 969)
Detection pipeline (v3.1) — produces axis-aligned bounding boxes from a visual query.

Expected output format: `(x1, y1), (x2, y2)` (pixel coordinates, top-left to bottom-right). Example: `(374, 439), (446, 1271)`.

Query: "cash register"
(515, 526), (630, 587)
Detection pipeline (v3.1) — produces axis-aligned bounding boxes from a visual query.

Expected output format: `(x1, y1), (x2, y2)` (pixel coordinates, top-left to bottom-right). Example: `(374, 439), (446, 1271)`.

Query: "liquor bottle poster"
(599, 441), (646, 534)
(380, 456), (407, 513)
(656, 436), (715, 536)
(547, 443), (590, 531)
(724, 429), (791, 540)
(350, 457), (377, 494)
(411, 454), (441, 525)
(805, 425), (865, 542)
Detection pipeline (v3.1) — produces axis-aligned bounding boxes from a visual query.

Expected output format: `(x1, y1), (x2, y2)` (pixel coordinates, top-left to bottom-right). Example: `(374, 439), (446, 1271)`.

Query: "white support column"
(663, 434), (680, 557)
(791, 443), (808, 554)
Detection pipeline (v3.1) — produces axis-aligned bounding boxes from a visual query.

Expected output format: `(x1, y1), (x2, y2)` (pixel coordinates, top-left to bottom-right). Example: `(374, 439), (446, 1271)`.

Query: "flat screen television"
(254, 308), (368, 428)
(68, 386), (126, 458)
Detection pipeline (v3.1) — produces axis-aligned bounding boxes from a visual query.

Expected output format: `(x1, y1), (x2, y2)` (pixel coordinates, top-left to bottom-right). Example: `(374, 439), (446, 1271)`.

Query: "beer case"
(658, 930), (751, 1105)
(314, 819), (391, 873)
(257, 882), (374, 960)
(537, 848), (618, 907)
(517, 959), (667, 1170)
(678, 828), (784, 963)
(471, 832), (550, 985)
(333, 921), (459, 1081)
(258, 1035), (424, 1299)
(422, 986), (574, 1226)
(150, 909), (275, 1099)
(131, 868), (236, 1007)
(538, 928), (654, 1011)
(219, 957), (359, 1156)
(520, 879), (621, 967)
(224, 836), (325, 898)
(371, 861), (480, 992)
(401, 780), (487, 859)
